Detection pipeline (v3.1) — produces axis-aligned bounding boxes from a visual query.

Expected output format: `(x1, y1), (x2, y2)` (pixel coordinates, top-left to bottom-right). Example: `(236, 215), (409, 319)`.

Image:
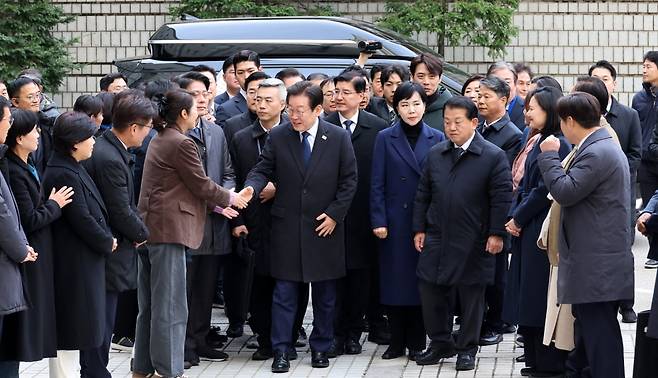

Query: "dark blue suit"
(214, 92), (230, 108)
(215, 93), (247, 128)
(508, 95), (526, 131)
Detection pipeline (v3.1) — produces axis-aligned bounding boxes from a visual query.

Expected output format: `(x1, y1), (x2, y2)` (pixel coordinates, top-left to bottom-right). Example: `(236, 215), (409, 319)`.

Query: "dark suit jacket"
(478, 113), (523, 166)
(412, 132), (512, 285)
(325, 110), (388, 269)
(508, 95), (526, 131)
(84, 130), (149, 292)
(366, 96), (393, 124)
(42, 152), (114, 350)
(138, 126), (232, 249)
(224, 111), (259, 147)
(245, 119), (358, 282)
(214, 91), (231, 108)
(607, 97), (643, 174)
(215, 93), (247, 128)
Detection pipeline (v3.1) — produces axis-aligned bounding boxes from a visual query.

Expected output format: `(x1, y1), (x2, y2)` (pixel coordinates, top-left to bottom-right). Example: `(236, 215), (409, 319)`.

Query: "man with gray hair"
(229, 77), (288, 361)
(488, 62), (526, 130)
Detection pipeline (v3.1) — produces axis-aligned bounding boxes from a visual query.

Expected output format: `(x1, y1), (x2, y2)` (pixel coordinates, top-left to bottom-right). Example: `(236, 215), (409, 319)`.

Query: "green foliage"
(0, 0), (78, 92)
(170, 0), (340, 19)
(378, 0), (519, 58)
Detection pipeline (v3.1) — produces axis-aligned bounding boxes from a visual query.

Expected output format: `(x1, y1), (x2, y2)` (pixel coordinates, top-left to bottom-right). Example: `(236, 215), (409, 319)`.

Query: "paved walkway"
(20, 232), (655, 377)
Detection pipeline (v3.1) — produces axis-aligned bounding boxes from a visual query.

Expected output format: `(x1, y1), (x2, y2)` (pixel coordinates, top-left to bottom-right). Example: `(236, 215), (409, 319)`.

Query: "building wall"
(50, 0), (654, 109)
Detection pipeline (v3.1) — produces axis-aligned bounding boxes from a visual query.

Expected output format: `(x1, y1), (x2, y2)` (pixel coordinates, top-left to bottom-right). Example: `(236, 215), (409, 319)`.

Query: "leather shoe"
(515, 354), (526, 363)
(501, 323), (518, 334)
(407, 349), (422, 361)
(271, 351), (289, 373)
(344, 338), (362, 355)
(455, 353), (475, 371)
(197, 345), (228, 361)
(521, 367), (536, 376)
(381, 346), (404, 359)
(206, 326), (228, 348)
(479, 330), (503, 346)
(287, 348), (298, 360)
(327, 340), (344, 358)
(620, 308), (638, 323)
(226, 323), (244, 338)
(311, 351), (329, 368)
(415, 347), (456, 365)
(252, 347), (273, 361)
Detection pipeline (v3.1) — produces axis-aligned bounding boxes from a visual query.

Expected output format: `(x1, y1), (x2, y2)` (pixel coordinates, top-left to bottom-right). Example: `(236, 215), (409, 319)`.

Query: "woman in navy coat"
(371, 82), (444, 360)
(503, 87), (571, 376)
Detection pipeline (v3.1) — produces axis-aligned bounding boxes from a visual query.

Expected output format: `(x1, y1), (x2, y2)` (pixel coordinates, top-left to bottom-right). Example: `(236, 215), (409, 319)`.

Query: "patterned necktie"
(301, 131), (311, 167)
(343, 120), (353, 137)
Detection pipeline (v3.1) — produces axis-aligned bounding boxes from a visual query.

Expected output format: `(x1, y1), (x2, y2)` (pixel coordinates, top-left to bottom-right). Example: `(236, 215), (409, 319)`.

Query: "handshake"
(230, 186), (255, 209)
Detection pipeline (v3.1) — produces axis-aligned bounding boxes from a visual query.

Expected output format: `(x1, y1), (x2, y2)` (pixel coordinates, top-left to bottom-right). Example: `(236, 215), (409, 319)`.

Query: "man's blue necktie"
(301, 131), (311, 167)
(343, 120), (353, 137)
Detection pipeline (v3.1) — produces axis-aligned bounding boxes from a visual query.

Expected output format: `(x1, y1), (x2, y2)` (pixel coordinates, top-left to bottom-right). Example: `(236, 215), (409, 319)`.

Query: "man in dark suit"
(214, 54), (240, 109)
(412, 96), (512, 371)
(339, 65), (391, 124)
(172, 72), (238, 366)
(83, 90), (152, 376)
(475, 75), (522, 345)
(244, 81), (358, 373)
(324, 72), (388, 355)
(223, 72), (270, 146)
(488, 61), (525, 131)
(538, 92), (633, 378)
(215, 50), (263, 128)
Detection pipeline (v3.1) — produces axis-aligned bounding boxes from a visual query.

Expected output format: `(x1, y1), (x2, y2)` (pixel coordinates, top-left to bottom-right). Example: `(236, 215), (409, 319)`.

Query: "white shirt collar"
(239, 88), (247, 100)
(484, 116), (503, 128)
(338, 111), (359, 131)
(454, 131), (476, 151)
(259, 118), (280, 133)
(304, 118), (319, 138)
(606, 97), (612, 113)
(576, 128), (599, 150)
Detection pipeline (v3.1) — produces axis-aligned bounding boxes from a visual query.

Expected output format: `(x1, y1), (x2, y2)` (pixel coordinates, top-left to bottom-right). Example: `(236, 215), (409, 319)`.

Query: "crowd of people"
(0, 48), (655, 378)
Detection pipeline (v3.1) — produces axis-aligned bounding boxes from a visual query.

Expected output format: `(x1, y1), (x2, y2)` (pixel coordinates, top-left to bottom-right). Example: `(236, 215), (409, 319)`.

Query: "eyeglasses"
(17, 92), (41, 103)
(188, 90), (211, 98)
(133, 121), (153, 129)
(334, 89), (357, 97)
(286, 107), (311, 116)
(323, 91), (334, 98)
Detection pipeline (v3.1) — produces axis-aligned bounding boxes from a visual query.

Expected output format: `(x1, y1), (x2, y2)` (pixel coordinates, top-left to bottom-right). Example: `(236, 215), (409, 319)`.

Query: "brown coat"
(138, 126), (232, 249)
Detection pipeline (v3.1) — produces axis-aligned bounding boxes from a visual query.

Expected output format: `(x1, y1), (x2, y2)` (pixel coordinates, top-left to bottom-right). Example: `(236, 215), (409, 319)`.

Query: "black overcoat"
(325, 110), (387, 269)
(412, 133), (512, 285)
(244, 120), (358, 282)
(42, 152), (114, 350)
(0, 152), (60, 361)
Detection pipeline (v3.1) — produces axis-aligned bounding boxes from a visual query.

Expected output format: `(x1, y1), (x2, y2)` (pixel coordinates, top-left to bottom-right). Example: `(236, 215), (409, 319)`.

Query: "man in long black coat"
(412, 96), (512, 371)
(244, 81), (357, 373)
(324, 71), (388, 355)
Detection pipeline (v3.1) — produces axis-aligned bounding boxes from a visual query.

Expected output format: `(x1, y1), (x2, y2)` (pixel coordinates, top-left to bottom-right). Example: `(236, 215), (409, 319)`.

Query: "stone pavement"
(20, 232), (655, 377)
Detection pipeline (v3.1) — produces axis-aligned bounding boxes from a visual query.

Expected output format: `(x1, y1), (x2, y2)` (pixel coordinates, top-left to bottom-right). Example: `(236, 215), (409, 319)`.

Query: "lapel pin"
(322, 135), (327, 140)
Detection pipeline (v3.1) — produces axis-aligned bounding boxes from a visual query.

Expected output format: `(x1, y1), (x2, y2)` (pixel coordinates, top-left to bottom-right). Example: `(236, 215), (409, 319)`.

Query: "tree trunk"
(437, 0), (446, 57)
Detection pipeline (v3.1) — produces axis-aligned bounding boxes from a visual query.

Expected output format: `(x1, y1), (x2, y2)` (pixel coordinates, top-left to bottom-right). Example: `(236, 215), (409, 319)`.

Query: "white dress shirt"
(338, 112), (359, 133)
(454, 131), (476, 152)
(300, 119), (320, 151)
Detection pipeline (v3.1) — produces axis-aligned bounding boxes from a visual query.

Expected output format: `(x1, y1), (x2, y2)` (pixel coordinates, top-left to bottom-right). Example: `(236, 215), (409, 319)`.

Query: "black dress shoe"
(327, 340), (344, 358)
(381, 346), (404, 359)
(206, 327), (228, 348)
(246, 341), (259, 350)
(271, 351), (289, 373)
(516, 354), (526, 363)
(298, 327), (308, 340)
(197, 345), (228, 361)
(415, 347), (456, 365)
(479, 330), (503, 346)
(521, 367), (537, 376)
(226, 323), (244, 338)
(311, 351), (329, 368)
(344, 338), (362, 355)
(501, 323), (518, 334)
(252, 347), (273, 361)
(455, 353), (475, 371)
(620, 308), (638, 323)
(287, 348), (298, 360)
(407, 349), (422, 361)
(367, 329), (391, 345)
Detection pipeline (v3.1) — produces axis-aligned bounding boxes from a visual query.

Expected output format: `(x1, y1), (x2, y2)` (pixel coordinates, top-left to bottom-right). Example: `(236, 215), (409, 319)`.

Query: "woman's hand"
(49, 186), (74, 208)
(373, 227), (388, 239)
(505, 219), (522, 237)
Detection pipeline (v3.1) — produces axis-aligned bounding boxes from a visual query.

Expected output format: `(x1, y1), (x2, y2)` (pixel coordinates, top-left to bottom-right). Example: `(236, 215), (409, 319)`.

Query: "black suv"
(115, 16), (469, 93)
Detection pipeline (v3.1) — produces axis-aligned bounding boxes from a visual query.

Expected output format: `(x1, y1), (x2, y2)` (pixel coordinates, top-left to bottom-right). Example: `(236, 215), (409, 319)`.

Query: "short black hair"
(6, 108), (39, 149)
(73, 95), (103, 117)
(233, 50), (261, 69)
(340, 65), (369, 81)
(307, 72), (329, 82)
(0, 96), (10, 114)
(8, 76), (38, 99)
(380, 64), (410, 85)
(112, 89), (156, 131)
(275, 68), (306, 82)
(95, 92), (114, 126)
(444, 96), (479, 120)
(245, 71), (271, 90)
(99, 73), (127, 91)
(525, 86), (563, 136)
(479, 75), (511, 100)
(319, 77), (334, 90)
(392, 82), (428, 112)
(530, 75), (563, 92)
(644, 51), (658, 67)
(513, 63), (534, 79)
(52, 112), (98, 154)
(143, 79), (179, 101)
(286, 81), (323, 109)
(222, 54), (235, 73)
(370, 64), (388, 82)
(191, 64), (217, 79)
(333, 71), (367, 93)
(557, 92), (601, 129)
(461, 74), (485, 95)
(174, 71), (210, 91)
(588, 60), (617, 80)
(410, 53), (444, 76)
(574, 76), (609, 112)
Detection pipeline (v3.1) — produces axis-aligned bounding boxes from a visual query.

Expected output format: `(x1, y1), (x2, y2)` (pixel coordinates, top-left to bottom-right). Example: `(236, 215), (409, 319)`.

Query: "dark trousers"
(640, 164), (658, 260)
(484, 250), (508, 331)
(80, 291), (118, 378)
(185, 254), (221, 356)
(387, 305), (426, 351)
(272, 279), (336, 354)
(335, 268), (369, 342)
(566, 301), (624, 378)
(223, 252), (247, 325)
(250, 274), (275, 348)
(419, 280), (485, 355)
(367, 254), (387, 331)
(113, 289), (138, 339)
(520, 326), (567, 373)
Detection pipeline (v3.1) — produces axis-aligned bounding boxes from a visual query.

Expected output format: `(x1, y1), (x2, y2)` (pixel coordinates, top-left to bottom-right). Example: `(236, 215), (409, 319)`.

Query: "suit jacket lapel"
(78, 165), (108, 215)
(390, 123), (421, 175)
(351, 110), (370, 143)
(304, 121), (331, 183)
(285, 125), (306, 177)
(413, 125), (435, 169)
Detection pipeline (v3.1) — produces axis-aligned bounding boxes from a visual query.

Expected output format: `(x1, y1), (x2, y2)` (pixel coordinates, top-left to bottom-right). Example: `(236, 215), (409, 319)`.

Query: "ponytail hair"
(152, 89), (193, 132)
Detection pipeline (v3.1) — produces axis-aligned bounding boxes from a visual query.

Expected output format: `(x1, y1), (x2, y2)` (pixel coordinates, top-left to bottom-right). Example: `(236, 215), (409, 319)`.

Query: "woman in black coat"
(0, 110), (73, 370)
(42, 112), (116, 376)
(503, 87), (572, 376)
